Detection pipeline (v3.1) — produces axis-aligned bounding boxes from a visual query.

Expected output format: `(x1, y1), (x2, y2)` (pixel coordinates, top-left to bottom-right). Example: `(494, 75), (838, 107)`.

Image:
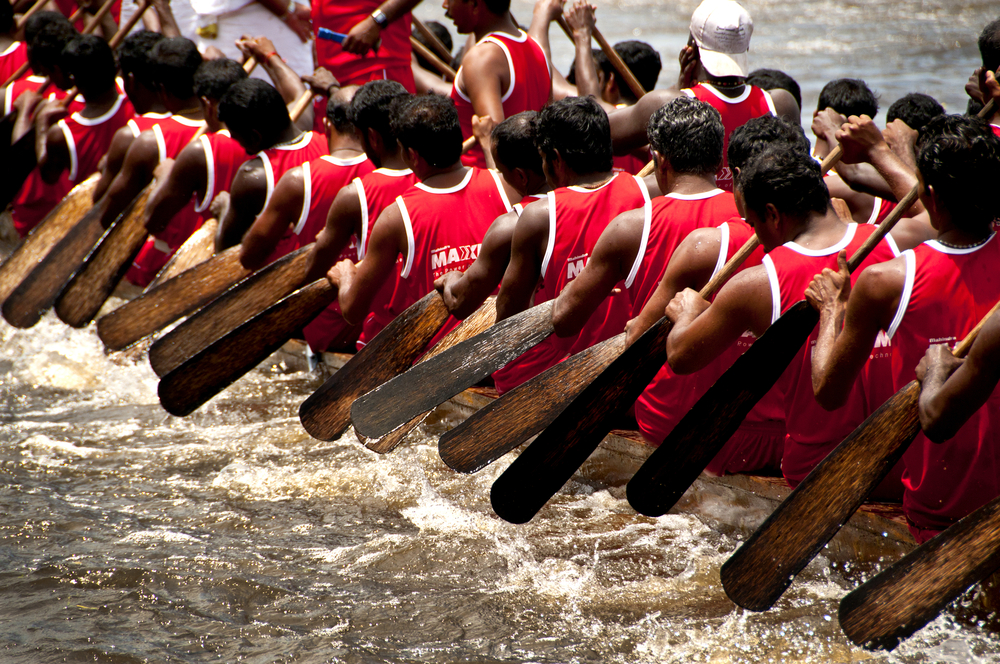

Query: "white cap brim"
(697, 47), (748, 78)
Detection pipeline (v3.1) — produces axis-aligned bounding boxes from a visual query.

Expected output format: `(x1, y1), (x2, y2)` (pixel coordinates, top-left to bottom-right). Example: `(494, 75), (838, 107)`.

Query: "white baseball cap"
(689, 0), (753, 78)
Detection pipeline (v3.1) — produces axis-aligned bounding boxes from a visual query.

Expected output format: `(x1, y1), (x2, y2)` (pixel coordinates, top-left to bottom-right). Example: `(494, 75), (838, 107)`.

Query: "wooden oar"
(409, 35), (455, 82)
(147, 217), (219, 288)
(555, 15), (646, 100)
(16, 0), (50, 30)
(839, 493), (1000, 651)
(349, 300), (556, 439)
(411, 16), (453, 65)
(2, 2), (90, 89)
(720, 297), (1000, 613)
(360, 297), (497, 454)
(489, 234), (760, 523)
(299, 290), (451, 440)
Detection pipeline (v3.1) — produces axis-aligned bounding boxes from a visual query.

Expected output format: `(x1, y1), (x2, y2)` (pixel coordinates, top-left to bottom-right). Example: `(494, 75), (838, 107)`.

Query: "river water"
(4, 1), (1000, 662)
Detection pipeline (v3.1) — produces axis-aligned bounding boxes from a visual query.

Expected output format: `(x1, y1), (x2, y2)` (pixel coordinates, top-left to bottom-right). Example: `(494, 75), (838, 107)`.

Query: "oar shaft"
(15, 0), (48, 30)
(288, 89), (313, 121)
(409, 35), (456, 81)
(81, 0), (119, 36)
(411, 16), (453, 64)
(556, 15), (646, 99)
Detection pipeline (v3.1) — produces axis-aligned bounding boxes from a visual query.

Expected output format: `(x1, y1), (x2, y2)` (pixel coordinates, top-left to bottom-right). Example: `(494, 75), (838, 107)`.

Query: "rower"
(0, 0), (28, 83)
(325, 93), (517, 347)
(806, 114), (1000, 542)
(607, 0), (798, 192)
(969, 18), (1000, 134)
(491, 95), (648, 393)
(2, 12), (77, 116)
(445, 0), (551, 169)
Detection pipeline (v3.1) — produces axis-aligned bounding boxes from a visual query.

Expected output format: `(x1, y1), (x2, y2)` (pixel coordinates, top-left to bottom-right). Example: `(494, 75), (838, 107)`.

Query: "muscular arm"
(610, 89), (677, 154)
(823, 173), (878, 224)
(38, 122), (69, 184)
(236, 36), (313, 130)
(144, 139), (208, 235)
(460, 41), (510, 127)
(93, 126), (136, 201)
(240, 166), (304, 270)
(304, 182), (364, 282)
(495, 200), (549, 321)
(334, 202), (406, 323)
(836, 115), (926, 216)
(552, 207), (642, 337)
(216, 158), (267, 250)
(98, 131), (159, 227)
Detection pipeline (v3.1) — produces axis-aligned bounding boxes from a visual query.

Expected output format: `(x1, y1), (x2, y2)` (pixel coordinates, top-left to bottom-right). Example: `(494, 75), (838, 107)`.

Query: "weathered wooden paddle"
(359, 297), (497, 454)
(299, 289), (451, 440)
(489, 234), (759, 524)
(96, 243), (248, 351)
(147, 217), (219, 289)
(839, 494), (1000, 651)
(720, 296), (1000, 612)
(349, 300), (556, 440)
(148, 244), (313, 376)
(409, 35), (455, 82)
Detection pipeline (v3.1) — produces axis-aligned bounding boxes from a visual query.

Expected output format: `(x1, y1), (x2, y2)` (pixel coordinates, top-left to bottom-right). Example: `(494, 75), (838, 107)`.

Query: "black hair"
(27, 18), (75, 72)
(968, 98), (985, 117)
(391, 93), (462, 168)
(728, 115), (811, 175)
(350, 79), (409, 145)
(62, 34), (116, 97)
(218, 78), (290, 148)
(646, 96), (723, 176)
(886, 93), (945, 131)
(193, 58), (247, 100)
(979, 18), (1000, 73)
(117, 30), (165, 88)
(326, 88), (356, 134)
(916, 114), (1000, 232)
(23, 11), (70, 47)
(534, 95), (612, 174)
(747, 68), (802, 112)
(482, 0), (511, 16)
(412, 20), (452, 72)
(151, 37), (201, 100)
(817, 78), (879, 118)
(0, 0), (14, 35)
(739, 147), (830, 219)
(492, 111), (542, 175)
(594, 41), (661, 102)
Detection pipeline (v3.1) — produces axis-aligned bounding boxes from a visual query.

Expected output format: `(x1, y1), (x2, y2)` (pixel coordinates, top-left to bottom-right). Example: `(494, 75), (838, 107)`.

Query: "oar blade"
(158, 278), (336, 416)
(298, 290), (450, 441)
(146, 217), (218, 288)
(839, 496), (1000, 651)
(439, 332), (623, 473)
(721, 380), (922, 612)
(627, 301), (819, 518)
(350, 301), (556, 440)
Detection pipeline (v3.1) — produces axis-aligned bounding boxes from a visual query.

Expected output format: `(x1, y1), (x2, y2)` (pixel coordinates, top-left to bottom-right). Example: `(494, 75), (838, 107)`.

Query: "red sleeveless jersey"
(312, 0), (414, 92)
(193, 129), (250, 221)
(56, 93), (134, 184)
(493, 173), (646, 393)
(257, 131), (328, 209)
(451, 30), (551, 169)
(991, 123), (1000, 139)
(763, 223), (900, 486)
(4, 74), (84, 116)
(0, 41), (28, 83)
(682, 83), (776, 193)
(886, 236), (1000, 539)
(51, 0), (122, 31)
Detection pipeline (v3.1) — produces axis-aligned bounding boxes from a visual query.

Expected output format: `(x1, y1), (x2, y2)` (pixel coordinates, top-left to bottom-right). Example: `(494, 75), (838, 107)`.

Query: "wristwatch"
(370, 8), (388, 27)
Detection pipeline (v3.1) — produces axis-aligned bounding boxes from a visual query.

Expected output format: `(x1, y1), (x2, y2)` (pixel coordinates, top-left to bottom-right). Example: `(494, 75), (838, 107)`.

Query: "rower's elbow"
(551, 299), (582, 338)
(813, 382), (849, 412)
(919, 401), (957, 444)
(239, 242), (266, 272)
(665, 338), (699, 375)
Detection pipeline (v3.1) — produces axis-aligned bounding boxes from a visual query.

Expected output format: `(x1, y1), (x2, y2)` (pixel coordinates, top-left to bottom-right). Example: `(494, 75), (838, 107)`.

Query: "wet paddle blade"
(439, 332), (624, 473)
(147, 217), (218, 289)
(0, 175), (98, 305)
(148, 244), (312, 377)
(839, 495), (1000, 651)
(55, 186), (152, 328)
(350, 301), (556, 440)
(298, 290), (450, 441)
(96, 244), (247, 352)
(721, 380), (922, 612)
(158, 278), (337, 416)
(627, 301), (819, 518)
(362, 298), (497, 454)
(0, 125), (37, 210)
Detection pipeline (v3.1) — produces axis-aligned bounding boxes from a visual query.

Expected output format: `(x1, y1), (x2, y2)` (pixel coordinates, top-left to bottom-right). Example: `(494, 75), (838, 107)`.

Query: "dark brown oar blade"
(54, 185), (153, 327)
(839, 496), (1000, 651)
(298, 290), (450, 441)
(96, 244), (247, 351)
(158, 278), (337, 416)
(146, 218), (218, 288)
(0, 125), (38, 210)
(362, 298), (497, 454)
(148, 244), (312, 377)
(439, 333), (623, 473)
(721, 381), (920, 611)
(350, 301), (556, 440)
(2, 203), (107, 328)
(0, 174), (99, 304)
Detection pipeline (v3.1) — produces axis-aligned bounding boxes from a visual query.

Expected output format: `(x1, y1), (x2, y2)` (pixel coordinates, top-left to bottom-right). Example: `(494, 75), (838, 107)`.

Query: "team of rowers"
(3, 0), (1000, 547)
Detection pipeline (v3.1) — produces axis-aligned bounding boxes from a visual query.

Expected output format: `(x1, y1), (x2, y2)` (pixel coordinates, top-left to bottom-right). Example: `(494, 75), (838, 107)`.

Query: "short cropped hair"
(728, 115), (811, 175)
(979, 18), (1000, 73)
(63, 35), (116, 96)
(595, 41), (661, 102)
(117, 31), (165, 88)
(0, 0), (14, 35)
(326, 87), (357, 134)
(534, 96), (612, 174)
(739, 147), (830, 219)
(391, 94), (463, 168)
(193, 58), (247, 100)
(492, 111), (542, 175)
(219, 78), (290, 147)
(151, 37), (201, 100)
(647, 96), (723, 176)
(886, 93), (944, 131)
(23, 11), (70, 48)
(412, 20), (452, 71)
(350, 79), (409, 145)
(817, 78), (878, 118)
(747, 68), (802, 111)
(483, 0), (511, 16)
(27, 18), (75, 71)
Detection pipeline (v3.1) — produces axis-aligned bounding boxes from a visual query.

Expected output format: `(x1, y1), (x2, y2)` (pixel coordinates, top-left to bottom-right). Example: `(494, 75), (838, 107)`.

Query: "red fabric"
(312, 0), (415, 92)
(683, 83), (775, 193)
(493, 173), (646, 393)
(51, 0), (122, 31)
(612, 151), (647, 176)
(57, 93), (134, 184)
(257, 131), (328, 208)
(451, 30), (550, 169)
(763, 223), (900, 486)
(4, 74), (84, 116)
(991, 124), (1000, 139)
(193, 129), (250, 224)
(0, 41), (28, 83)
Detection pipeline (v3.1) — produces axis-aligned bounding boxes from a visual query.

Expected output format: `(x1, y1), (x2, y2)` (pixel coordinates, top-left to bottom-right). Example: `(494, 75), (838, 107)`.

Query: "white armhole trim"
(886, 250), (915, 341)
(866, 196), (883, 225)
(259, 152), (275, 208)
(711, 222), (730, 280)
(355, 177), (370, 260)
(539, 190), (557, 278)
(58, 119), (78, 182)
(481, 34), (518, 101)
(488, 168), (513, 212)
(762, 88), (777, 116)
(291, 161), (311, 236)
(151, 124), (167, 163)
(884, 231), (901, 257)
(623, 179), (653, 289)
(127, 118), (140, 137)
(513, 203), (524, 216)
(398, 196), (415, 279)
(681, 88), (695, 99)
(761, 254), (781, 325)
(195, 134), (214, 212)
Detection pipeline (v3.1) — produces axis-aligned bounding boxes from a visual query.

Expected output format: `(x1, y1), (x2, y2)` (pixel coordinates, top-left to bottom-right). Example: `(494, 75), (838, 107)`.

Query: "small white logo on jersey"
(431, 244), (481, 272)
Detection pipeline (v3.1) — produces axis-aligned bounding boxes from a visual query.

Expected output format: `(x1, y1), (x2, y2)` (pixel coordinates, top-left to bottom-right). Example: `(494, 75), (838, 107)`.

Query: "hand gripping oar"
(487, 234), (760, 523)
(555, 15), (646, 100)
(839, 493), (1000, 651)
(360, 297), (497, 454)
(720, 295), (1000, 613)
(625, 185), (918, 524)
(349, 300), (556, 439)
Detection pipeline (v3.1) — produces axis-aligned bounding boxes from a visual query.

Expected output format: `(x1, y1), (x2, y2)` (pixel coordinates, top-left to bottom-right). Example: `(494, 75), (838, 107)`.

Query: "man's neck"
(561, 169), (615, 189)
(474, 13), (518, 41)
(377, 150), (409, 170)
(80, 86), (121, 118)
(418, 161), (467, 186)
(786, 208), (849, 249)
(700, 76), (746, 98)
(165, 96), (205, 119)
(328, 133), (365, 155)
(268, 123), (303, 149)
(665, 172), (719, 197)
